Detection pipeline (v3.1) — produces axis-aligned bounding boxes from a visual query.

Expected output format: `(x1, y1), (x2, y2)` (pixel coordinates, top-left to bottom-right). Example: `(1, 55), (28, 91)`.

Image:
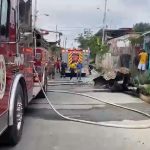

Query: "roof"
(108, 33), (140, 42)
(96, 28), (133, 39)
(142, 31), (150, 36)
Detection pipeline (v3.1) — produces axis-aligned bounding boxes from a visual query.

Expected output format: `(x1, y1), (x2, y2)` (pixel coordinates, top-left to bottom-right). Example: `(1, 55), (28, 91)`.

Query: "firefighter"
(70, 61), (76, 80)
(61, 61), (67, 78)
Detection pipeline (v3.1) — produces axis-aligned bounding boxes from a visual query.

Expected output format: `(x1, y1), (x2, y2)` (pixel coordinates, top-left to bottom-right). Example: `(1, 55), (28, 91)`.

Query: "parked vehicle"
(0, 0), (48, 145)
(61, 49), (90, 76)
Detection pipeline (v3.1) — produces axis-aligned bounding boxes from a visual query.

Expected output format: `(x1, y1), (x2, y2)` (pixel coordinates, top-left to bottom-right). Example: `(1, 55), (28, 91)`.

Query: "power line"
(58, 26), (102, 29)
(57, 27), (102, 32)
(44, 26), (102, 30)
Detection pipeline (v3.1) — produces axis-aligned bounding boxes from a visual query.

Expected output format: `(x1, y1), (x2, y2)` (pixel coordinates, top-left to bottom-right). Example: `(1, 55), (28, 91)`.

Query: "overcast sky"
(35, 0), (150, 48)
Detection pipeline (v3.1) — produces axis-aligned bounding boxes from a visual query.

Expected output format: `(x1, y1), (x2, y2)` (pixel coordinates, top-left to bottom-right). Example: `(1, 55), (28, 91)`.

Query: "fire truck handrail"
(9, 74), (24, 126)
(0, 31), (33, 44)
(0, 41), (18, 44)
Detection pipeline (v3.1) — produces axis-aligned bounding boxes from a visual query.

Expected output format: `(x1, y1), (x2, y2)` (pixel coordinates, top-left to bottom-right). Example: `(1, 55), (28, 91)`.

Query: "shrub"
(133, 72), (150, 86)
(138, 72), (150, 85)
(140, 85), (150, 96)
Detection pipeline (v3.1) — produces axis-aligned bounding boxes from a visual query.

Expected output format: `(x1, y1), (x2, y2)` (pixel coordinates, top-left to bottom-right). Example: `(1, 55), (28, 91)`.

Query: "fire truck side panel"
(34, 47), (48, 83)
(17, 0), (33, 102)
(33, 47), (49, 98)
(0, 0), (48, 143)
(0, 0), (17, 133)
(0, 0), (33, 139)
(23, 47), (34, 102)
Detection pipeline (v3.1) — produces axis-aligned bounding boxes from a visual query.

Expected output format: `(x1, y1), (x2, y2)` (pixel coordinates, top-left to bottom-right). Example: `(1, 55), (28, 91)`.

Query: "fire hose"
(33, 66), (150, 129)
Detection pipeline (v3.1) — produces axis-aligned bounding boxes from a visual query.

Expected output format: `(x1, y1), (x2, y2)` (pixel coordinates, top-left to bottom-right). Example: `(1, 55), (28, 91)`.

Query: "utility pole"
(71, 43), (74, 48)
(33, 0), (38, 56)
(63, 40), (65, 48)
(65, 37), (67, 49)
(56, 25), (58, 42)
(33, 0), (38, 29)
(102, 0), (108, 45)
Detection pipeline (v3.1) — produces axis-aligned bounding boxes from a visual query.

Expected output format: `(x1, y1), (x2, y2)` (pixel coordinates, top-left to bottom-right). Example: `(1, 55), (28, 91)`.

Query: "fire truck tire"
(7, 83), (24, 146)
(37, 74), (47, 98)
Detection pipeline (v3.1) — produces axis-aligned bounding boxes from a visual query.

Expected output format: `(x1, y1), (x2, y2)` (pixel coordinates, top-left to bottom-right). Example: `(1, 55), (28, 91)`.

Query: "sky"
(34, 0), (150, 48)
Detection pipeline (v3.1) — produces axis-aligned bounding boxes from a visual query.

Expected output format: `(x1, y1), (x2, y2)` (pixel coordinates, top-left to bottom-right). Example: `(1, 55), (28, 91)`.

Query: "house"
(101, 33), (140, 71)
(95, 28), (134, 69)
(96, 28), (133, 42)
(142, 31), (150, 69)
(142, 31), (150, 52)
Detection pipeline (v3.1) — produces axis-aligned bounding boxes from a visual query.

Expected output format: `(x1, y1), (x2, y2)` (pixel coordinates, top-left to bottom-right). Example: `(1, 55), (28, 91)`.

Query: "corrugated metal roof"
(142, 31), (150, 36)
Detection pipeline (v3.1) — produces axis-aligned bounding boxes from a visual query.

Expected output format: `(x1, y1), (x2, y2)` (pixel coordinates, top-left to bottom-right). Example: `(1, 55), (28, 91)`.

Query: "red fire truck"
(0, 0), (48, 145)
(34, 47), (49, 97)
(61, 49), (90, 76)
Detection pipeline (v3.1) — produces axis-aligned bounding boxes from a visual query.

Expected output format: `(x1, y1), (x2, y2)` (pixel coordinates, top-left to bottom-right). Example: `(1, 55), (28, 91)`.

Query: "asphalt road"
(1, 78), (150, 150)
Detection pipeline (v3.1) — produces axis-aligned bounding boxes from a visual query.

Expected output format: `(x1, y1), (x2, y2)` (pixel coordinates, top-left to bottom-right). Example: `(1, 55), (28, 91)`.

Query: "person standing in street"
(138, 49), (148, 73)
(70, 62), (76, 80)
(77, 61), (83, 81)
(61, 61), (67, 78)
(48, 57), (55, 79)
(55, 59), (61, 73)
(88, 64), (93, 75)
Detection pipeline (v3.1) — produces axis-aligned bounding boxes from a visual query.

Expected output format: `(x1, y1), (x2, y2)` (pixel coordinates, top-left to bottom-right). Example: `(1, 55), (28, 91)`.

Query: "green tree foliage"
(77, 34), (108, 59)
(51, 45), (61, 52)
(77, 34), (89, 49)
(87, 36), (108, 59)
(129, 36), (143, 46)
(133, 23), (150, 33)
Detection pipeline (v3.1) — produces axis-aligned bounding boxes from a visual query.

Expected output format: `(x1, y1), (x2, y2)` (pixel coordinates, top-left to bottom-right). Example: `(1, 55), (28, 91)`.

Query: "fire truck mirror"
(21, 32), (32, 38)
(19, 32), (32, 43)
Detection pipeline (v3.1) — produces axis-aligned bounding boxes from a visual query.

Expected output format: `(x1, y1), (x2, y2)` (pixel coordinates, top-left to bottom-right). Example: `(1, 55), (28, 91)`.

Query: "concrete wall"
(100, 34), (139, 71)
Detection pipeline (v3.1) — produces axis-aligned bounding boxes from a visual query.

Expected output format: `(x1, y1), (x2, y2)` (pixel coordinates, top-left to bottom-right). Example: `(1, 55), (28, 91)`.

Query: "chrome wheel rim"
(16, 96), (23, 131)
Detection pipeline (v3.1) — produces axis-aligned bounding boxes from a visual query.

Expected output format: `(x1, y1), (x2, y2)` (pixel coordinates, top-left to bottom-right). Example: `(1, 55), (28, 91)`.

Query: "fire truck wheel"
(44, 74), (48, 92)
(37, 74), (47, 98)
(7, 83), (24, 146)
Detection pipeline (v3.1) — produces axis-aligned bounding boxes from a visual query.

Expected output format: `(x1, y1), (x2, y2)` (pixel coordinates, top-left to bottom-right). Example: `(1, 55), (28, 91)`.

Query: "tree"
(133, 23), (150, 33)
(88, 36), (108, 59)
(76, 34), (89, 49)
(129, 36), (143, 47)
(76, 34), (108, 60)
(51, 45), (61, 52)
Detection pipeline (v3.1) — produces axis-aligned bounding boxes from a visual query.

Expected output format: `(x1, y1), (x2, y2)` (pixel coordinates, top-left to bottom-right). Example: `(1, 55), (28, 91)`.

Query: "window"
(19, 0), (31, 28)
(0, 0), (9, 39)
